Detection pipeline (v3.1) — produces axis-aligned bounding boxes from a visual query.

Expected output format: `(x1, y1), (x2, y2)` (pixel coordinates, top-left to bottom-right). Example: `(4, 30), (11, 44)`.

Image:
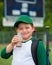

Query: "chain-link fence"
(0, 31), (16, 44)
(0, 31), (52, 44)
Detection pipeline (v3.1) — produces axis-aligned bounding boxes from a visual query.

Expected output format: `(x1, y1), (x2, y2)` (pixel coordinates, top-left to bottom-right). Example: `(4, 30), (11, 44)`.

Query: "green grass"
(0, 45), (12, 65)
(0, 44), (52, 65)
(49, 44), (52, 65)
(0, 57), (12, 65)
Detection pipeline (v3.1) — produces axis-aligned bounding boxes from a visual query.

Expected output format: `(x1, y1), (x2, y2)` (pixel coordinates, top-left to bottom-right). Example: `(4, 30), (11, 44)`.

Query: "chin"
(23, 36), (30, 40)
(23, 37), (28, 39)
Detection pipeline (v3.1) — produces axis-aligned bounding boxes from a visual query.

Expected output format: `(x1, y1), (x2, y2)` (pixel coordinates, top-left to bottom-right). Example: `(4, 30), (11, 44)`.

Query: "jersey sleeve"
(37, 40), (47, 65)
(1, 47), (13, 59)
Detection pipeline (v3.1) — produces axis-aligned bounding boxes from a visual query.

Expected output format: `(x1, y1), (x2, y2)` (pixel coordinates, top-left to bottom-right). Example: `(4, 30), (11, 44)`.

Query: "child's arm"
(6, 35), (22, 53)
(37, 41), (46, 65)
(6, 43), (15, 53)
(1, 35), (22, 59)
(1, 43), (14, 59)
(1, 47), (13, 59)
(1, 42), (15, 59)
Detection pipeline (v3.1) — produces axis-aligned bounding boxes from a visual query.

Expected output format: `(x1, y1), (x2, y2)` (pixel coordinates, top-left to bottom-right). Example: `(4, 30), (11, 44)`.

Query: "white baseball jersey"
(12, 40), (35, 65)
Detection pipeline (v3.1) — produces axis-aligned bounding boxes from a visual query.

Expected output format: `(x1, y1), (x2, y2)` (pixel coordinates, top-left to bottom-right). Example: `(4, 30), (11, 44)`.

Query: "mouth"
(22, 33), (28, 36)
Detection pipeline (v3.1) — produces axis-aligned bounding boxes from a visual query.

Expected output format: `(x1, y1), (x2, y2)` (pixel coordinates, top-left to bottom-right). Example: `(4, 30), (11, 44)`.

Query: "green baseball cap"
(14, 15), (33, 27)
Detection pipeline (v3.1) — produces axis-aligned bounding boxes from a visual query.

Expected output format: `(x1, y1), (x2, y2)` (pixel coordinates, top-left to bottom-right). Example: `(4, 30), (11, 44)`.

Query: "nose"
(23, 28), (26, 32)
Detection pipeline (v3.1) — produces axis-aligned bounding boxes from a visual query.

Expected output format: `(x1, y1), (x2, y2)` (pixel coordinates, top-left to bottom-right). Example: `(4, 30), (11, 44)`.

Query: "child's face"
(16, 23), (35, 40)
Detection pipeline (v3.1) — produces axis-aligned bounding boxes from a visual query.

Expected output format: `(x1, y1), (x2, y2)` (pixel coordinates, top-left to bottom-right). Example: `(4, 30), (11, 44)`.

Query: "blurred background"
(0, 0), (52, 65)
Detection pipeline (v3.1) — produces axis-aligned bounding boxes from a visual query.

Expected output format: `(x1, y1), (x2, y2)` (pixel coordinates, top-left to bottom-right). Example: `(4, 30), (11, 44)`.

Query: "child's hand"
(11, 35), (22, 46)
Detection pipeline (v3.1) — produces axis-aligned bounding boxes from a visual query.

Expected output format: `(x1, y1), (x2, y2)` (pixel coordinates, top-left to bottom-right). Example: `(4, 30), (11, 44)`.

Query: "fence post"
(46, 26), (50, 65)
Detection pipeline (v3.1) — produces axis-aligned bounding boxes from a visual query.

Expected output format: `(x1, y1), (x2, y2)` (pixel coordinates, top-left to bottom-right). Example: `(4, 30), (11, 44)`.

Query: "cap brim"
(14, 21), (30, 28)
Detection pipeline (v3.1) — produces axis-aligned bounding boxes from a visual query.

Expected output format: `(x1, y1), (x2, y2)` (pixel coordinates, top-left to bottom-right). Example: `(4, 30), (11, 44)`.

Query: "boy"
(1, 15), (46, 65)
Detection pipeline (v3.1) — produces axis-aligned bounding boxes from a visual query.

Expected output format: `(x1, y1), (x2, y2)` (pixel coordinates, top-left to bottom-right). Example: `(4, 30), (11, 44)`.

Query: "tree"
(0, 2), (3, 31)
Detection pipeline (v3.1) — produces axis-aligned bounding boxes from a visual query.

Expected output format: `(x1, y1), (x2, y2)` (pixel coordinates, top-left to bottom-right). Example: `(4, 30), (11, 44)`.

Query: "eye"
(26, 27), (29, 29)
(19, 27), (23, 30)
